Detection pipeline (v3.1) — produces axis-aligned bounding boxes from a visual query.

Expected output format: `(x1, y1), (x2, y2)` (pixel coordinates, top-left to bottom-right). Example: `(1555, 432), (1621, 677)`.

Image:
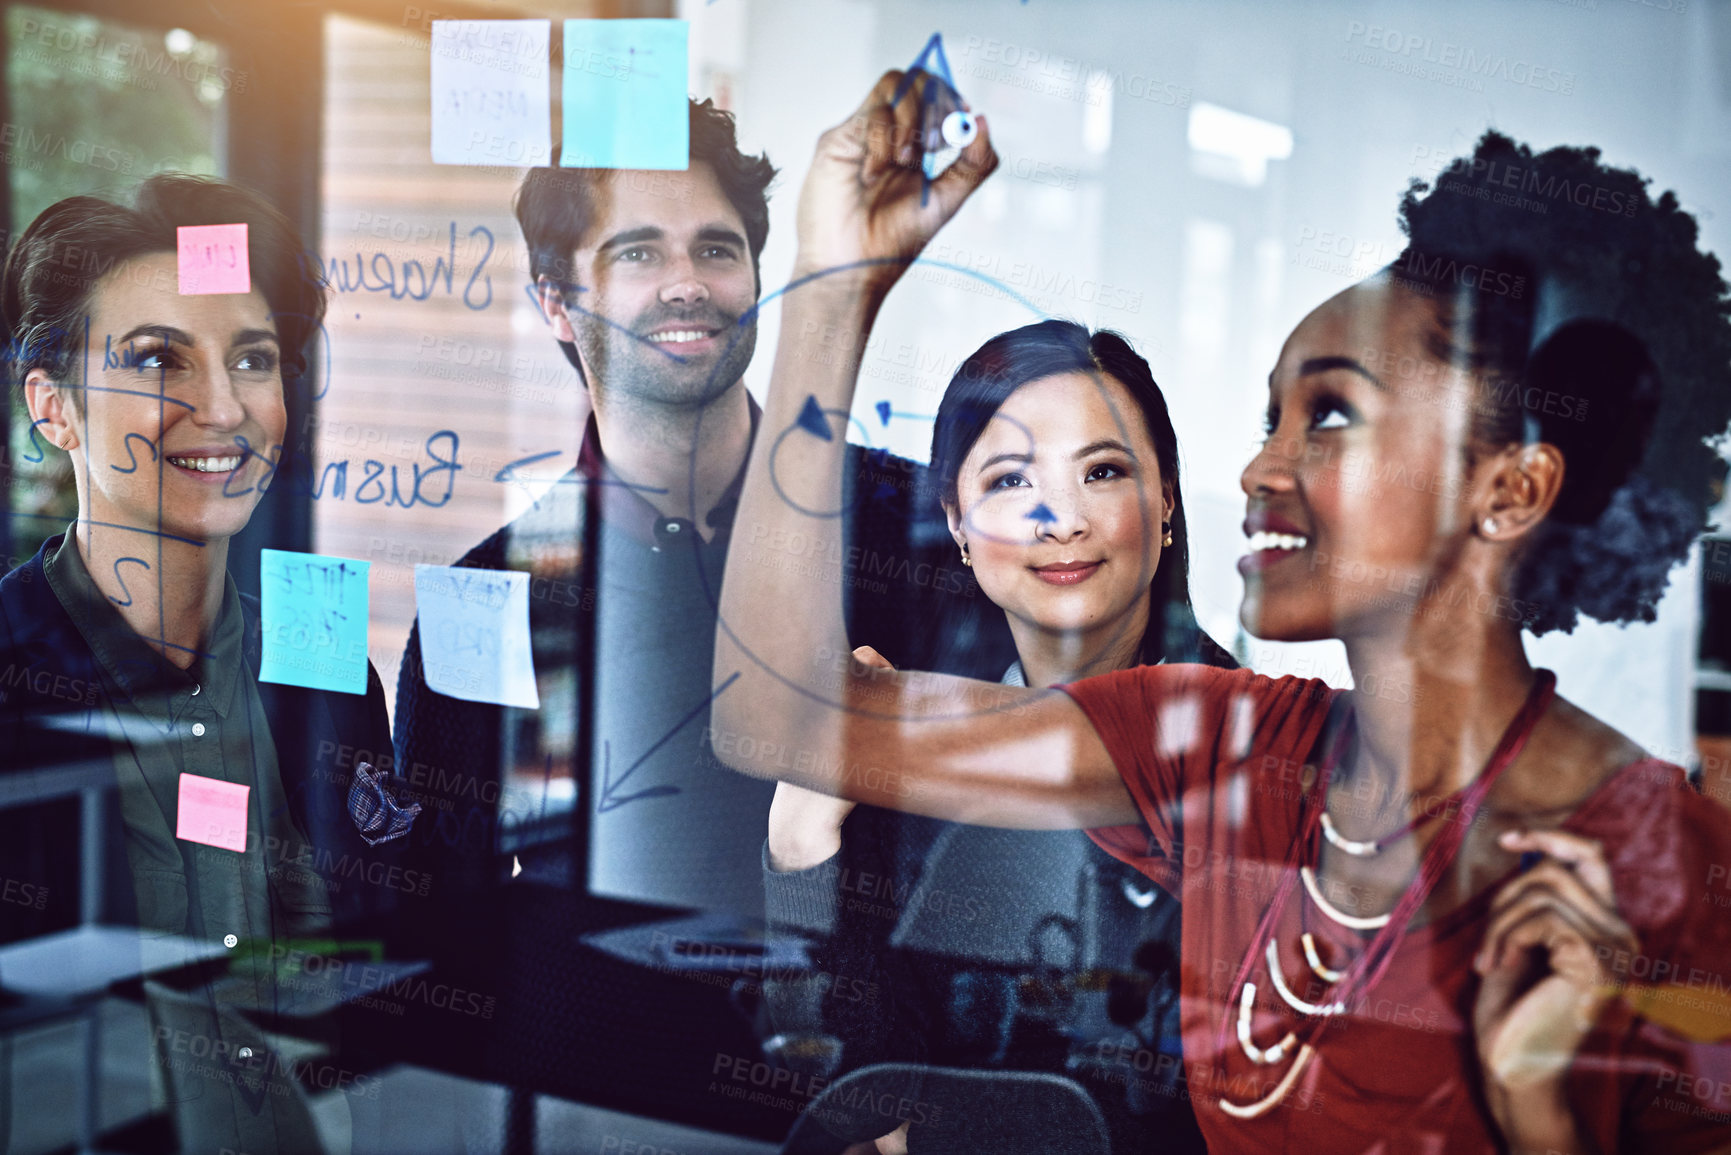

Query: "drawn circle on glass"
(767, 405), (873, 519)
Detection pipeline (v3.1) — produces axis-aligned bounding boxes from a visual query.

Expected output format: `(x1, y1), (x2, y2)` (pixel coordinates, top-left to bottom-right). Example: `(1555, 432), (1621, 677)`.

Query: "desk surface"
(0, 924), (230, 999)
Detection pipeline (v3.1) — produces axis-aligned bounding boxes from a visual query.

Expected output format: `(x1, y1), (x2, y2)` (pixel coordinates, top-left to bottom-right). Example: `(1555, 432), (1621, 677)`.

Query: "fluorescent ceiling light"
(1187, 102), (1293, 187)
(1083, 71), (1113, 154)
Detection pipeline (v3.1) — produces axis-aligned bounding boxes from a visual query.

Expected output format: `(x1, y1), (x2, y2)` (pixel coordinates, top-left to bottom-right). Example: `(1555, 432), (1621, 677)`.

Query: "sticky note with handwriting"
(177, 773), (250, 853)
(431, 20), (552, 166)
(414, 564), (539, 709)
(260, 549), (371, 695)
(177, 224), (250, 295)
(561, 19), (688, 170)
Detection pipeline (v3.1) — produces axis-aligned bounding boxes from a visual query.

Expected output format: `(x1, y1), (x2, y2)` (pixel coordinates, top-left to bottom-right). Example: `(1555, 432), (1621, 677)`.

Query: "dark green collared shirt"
(44, 530), (339, 1153)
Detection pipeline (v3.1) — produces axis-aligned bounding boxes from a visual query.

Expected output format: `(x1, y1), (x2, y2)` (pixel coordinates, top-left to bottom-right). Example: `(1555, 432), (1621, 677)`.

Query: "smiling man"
(388, 99), (991, 1136)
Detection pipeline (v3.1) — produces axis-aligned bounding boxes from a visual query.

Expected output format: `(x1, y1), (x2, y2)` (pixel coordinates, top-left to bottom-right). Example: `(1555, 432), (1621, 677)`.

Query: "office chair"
(778, 1063), (1112, 1155)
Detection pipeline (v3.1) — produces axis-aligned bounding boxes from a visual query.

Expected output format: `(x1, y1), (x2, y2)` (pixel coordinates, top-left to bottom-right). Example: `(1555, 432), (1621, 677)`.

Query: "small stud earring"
(1482, 518), (1498, 536)
(960, 542), (972, 567)
(1161, 521), (1173, 548)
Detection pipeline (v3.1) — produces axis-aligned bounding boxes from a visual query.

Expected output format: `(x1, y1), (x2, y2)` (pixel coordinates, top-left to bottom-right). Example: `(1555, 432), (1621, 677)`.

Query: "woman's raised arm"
(712, 72), (1136, 830)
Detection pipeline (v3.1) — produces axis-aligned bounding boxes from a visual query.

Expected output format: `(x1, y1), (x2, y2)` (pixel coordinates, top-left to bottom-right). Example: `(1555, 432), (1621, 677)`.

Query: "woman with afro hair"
(715, 70), (1731, 1155)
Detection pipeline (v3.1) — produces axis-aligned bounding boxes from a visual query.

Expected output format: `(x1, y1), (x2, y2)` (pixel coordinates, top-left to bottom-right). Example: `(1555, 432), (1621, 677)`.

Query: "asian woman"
(765, 319), (1230, 1153)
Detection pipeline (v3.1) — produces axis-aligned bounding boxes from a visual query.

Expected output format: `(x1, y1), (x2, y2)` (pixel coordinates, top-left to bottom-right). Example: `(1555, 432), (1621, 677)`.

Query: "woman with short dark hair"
(0, 174), (414, 1154)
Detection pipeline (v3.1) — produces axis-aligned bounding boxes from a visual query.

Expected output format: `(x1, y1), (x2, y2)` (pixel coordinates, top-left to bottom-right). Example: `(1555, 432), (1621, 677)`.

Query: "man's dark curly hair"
(1392, 130), (1731, 634)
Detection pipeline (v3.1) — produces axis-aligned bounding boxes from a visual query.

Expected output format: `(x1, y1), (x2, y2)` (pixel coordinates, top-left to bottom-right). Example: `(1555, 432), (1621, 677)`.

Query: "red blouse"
(1065, 664), (1731, 1154)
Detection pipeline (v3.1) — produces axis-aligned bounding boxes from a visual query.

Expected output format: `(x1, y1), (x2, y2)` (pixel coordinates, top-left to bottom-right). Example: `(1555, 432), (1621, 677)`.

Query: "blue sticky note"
(260, 550), (371, 695)
(561, 19), (688, 170)
(414, 565), (540, 710)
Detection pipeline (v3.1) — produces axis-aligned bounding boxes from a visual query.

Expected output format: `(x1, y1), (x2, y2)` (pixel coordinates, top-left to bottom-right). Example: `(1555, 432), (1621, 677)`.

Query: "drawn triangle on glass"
(1028, 503), (1058, 524)
(890, 33), (944, 108)
(797, 395), (834, 441)
(929, 33), (958, 90)
(875, 400), (893, 426)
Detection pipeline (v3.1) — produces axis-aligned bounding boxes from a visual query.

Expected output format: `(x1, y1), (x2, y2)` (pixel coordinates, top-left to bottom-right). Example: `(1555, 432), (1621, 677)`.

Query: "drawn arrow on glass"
(493, 449), (564, 485)
(797, 395), (835, 441)
(874, 402), (936, 427)
(597, 671), (742, 813)
(493, 449), (669, 495)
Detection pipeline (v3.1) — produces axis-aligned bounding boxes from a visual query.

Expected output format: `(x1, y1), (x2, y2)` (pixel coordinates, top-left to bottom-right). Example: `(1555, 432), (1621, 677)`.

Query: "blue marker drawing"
(891, 33), (959, 110)
(314, 222), (494, 311)
(597, 671), (741, 812)
(24, 418), (52, 464)
(522, 278), (588, 319)
(558, 292), (699, 365)
(109, 433), (159, 474)
(494, 449), (566, 486)
(495, 449), (670, 497)
(68, 383), (196, 411)
(108, 557), (151, 608)
(797, 395), (835, 441)
(5, 512), (208, 548)
(891, 33), (966, 206)
(1027, 503), (1058, 525)
(875, 404), (935, 426)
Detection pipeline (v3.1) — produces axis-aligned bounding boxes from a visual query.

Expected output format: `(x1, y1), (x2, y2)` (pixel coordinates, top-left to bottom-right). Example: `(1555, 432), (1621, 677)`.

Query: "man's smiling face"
(558, 161), (759, 409)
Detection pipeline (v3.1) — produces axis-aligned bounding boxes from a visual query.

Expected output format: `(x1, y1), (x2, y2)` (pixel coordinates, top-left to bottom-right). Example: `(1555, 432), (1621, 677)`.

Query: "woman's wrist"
(767, 827), (842, 873)
(786, 256), (893, 319)
(1488, 1077), (1589, 1155)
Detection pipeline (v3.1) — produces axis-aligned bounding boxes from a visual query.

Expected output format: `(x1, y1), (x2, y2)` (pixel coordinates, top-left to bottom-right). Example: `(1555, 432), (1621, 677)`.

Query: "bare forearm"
(714, 277), (884, 774)
(1489, 1081), (1594, 1155)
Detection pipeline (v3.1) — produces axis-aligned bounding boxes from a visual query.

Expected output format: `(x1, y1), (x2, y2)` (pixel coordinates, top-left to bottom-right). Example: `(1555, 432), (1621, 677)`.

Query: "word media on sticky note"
(260, 549), (371, 695)
(177, 224), (250, 295)
(430, 20), (552, 166)
(414, 565), (539, 709)
(561, 19), (688, 171)
(177, 773), (250, 852)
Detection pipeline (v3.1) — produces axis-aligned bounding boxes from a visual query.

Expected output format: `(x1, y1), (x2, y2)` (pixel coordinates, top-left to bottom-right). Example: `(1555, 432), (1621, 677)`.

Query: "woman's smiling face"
(40, 251), (286, 547)
(1238, 276), (1499, 642)
(948, 369), (1169, 646)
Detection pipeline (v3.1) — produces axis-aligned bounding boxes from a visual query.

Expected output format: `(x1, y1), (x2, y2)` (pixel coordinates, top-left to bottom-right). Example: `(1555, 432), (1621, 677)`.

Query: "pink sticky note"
(176, 772), (250, 852)
(177, 223), (251, 295)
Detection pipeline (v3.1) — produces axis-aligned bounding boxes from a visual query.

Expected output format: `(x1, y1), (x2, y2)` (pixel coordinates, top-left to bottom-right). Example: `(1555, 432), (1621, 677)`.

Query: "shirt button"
(223, 934), (237, 948)
(192, 722), (206, 737)
(666, 521), (681, 534)
(237, 1046), (254, 1059)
